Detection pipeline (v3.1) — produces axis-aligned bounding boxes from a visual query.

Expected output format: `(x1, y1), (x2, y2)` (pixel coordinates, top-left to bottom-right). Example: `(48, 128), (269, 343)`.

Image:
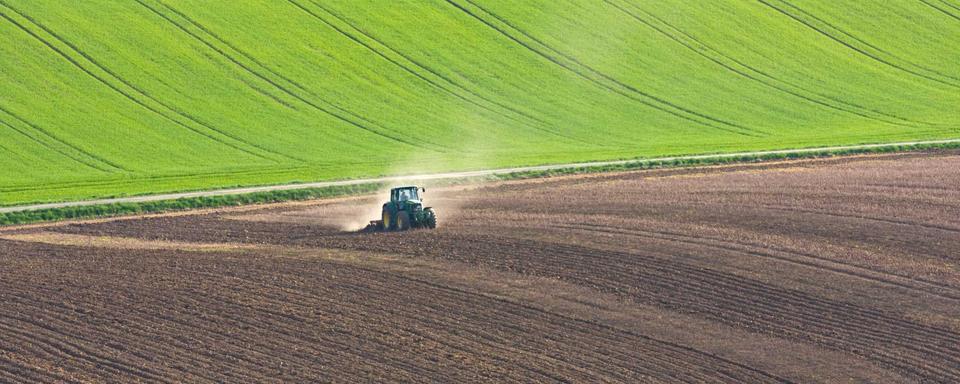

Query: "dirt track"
(2, 151), (960, 383)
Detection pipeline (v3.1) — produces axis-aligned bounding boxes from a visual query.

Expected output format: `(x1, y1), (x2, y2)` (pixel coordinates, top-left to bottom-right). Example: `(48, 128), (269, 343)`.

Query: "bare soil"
(3, 151), (960, 383)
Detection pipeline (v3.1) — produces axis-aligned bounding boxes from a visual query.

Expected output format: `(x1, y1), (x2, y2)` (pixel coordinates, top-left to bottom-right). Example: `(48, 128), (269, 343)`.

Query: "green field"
(1, 0), (958, 206)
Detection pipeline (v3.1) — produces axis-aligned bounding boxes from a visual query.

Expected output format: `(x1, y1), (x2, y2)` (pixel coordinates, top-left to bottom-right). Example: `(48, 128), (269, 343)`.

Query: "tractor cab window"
(392, 188), (419, 202)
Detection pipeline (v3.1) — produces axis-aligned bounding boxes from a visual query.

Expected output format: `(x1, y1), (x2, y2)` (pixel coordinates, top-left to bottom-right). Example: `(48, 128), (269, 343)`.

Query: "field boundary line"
(1, 138), (959, 215)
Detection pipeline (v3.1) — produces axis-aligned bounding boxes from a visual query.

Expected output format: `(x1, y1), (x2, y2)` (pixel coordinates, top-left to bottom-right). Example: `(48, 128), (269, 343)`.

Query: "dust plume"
(334, 110), (506, 231)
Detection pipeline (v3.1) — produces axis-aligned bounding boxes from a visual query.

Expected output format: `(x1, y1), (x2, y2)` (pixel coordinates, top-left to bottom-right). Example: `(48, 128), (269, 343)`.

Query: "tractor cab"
(391, 186), (421, 203)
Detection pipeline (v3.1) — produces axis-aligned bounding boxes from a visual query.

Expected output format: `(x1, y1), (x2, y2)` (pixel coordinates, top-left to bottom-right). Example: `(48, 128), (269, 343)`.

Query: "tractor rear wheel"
(398, 211), (411, 231)
(382, 210), (394, 231)
(423, 208), (437, 229)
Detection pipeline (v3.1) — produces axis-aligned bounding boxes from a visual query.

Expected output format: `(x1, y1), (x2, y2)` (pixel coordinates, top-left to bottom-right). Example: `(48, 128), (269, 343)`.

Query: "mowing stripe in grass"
(0, 2), (283, 163)
(758, 0), (960, 89)
(0, 110), (120, 173)
(607, 0), (932, 129)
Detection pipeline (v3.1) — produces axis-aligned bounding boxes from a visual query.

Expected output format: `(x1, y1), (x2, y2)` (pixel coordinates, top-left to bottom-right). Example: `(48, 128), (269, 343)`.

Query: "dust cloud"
(332, 111), (503, 232)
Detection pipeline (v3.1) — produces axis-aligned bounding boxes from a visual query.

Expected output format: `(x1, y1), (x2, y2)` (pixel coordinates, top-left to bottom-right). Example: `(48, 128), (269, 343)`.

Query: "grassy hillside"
(1, 0), (958, 205)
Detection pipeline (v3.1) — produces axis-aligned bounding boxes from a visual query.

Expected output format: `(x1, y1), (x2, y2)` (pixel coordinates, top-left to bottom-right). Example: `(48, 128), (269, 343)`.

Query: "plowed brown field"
(3, 151), (960, 383)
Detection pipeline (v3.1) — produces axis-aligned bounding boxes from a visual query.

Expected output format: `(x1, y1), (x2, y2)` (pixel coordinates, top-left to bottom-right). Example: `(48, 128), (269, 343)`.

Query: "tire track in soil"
(213, 262), (745, 381)
(0, 270), (375, 382)
(0, 322), (91, 374)
(762, 205), (960, 235)
(0, 350), (71, 384)
(18, 287), (290, 382)
(0, 263), (298, 381)
(151, 274), (490, 381)
(195, 255), (793, 383)
(537, 233), (960, 340)
(4, 257), (415, 381)
(0, 315), (176, 383)
(316, 262), (763, 383)
(1, 258), (424, 384)
(241, 226), (960, 380)
(3, 250), (519, 382)
(0, 366), (35, 384)
(7, 153), (959, 382)
(548, 234), (957, 350)
(380, 267), (790, 384)
(561, 222), (960, 302)
(411, 230), (960, 357)
(0, 318), (194, 383)
(6, 232), (793, 382)
(0, 289), (210, 377)
(532, 244), (960, 382)
(0, 238), (789, 383)
(0, 363), (59, 384)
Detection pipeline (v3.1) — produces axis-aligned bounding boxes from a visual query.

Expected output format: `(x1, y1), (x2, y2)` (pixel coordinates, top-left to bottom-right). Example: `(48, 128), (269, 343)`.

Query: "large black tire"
(382, 210), (395, 231)
(423, 208), (437, 229)
(397, 211), (411, 231)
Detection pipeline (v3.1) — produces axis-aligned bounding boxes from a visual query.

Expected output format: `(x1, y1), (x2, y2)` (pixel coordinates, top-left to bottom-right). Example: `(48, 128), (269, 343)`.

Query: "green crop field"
(1, 0), (958, 206)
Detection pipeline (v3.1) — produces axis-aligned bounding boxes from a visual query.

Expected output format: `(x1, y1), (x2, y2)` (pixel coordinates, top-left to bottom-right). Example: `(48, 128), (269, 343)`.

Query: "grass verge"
(0, 184), (383, 226)
(2, 141), (958, 226)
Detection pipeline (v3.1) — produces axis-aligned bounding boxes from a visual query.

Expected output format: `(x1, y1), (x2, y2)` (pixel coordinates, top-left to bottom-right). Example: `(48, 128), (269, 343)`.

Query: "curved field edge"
(1, 134), (958, 208)
(2, 141), (957, 227)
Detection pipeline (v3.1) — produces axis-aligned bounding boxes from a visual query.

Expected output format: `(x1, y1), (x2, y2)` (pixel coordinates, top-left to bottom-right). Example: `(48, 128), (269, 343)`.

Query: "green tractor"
(369, 186), (437, 231)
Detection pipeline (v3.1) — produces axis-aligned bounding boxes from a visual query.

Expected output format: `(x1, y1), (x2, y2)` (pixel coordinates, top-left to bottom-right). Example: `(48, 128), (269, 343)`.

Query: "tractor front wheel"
(398, 211), (411, 231)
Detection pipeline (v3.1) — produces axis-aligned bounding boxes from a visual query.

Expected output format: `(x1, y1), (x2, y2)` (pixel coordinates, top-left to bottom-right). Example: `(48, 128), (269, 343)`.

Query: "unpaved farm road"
(3, 138), (958, 213)
(2, 150), (960, 383)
